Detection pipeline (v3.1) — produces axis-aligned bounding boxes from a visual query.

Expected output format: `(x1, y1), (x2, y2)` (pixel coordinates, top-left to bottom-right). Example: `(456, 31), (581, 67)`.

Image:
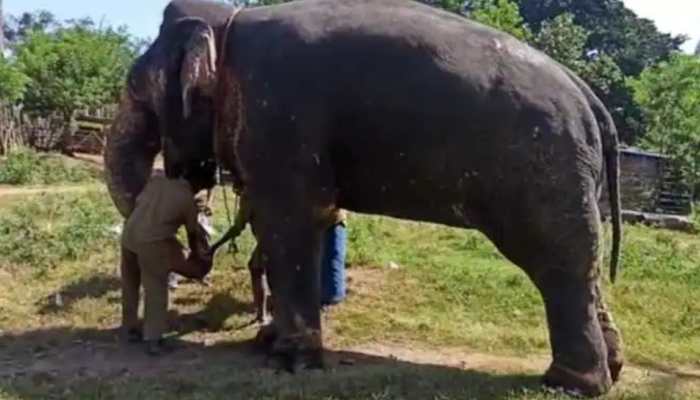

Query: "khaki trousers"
(121, 238), (210, 340)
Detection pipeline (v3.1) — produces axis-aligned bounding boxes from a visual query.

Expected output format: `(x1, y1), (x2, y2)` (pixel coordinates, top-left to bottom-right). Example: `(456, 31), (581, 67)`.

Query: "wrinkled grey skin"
(104, 0), (231, 217)
(105, 0), (623, 397)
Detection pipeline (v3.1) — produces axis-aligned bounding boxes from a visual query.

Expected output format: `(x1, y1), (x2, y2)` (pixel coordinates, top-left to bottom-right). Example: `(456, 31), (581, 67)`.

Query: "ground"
(1, 154), (700, 399)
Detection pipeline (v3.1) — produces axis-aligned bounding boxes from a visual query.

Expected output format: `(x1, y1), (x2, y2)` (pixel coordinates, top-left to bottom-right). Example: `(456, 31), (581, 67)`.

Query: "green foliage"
(532, 13), (627, 128)
(0, 147), (100, 185)
(0, 56), (29, 103)
(631, 54), (700, 193)
(541, 17), (627, 90)
(14, 23), (137, 118)
(578, 53), (624, 96)
(468, 0), (532, 41)
(0, 191), (118, 273)
(533, 13), (587, 72)
(517, 0), (685, 76)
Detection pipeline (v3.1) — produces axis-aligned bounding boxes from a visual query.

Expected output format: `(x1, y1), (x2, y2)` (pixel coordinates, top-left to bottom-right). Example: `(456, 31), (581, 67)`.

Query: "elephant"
(104, 0), (624, 396)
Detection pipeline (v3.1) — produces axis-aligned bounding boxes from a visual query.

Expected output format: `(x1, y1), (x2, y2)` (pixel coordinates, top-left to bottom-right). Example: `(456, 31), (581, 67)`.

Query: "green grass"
(0, 147), (101, 185)
(0, 190), (119, 273)
(1, 187), (700, 399)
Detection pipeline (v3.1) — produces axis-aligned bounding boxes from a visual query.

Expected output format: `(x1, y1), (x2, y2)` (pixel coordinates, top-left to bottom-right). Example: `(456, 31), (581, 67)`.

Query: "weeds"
(0, 189), (118, 273)
(0, 147), (100, 185)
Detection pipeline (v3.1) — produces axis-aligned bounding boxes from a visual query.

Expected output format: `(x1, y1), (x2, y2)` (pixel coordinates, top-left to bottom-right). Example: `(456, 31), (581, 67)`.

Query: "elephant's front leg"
(251, 192), (327, 371)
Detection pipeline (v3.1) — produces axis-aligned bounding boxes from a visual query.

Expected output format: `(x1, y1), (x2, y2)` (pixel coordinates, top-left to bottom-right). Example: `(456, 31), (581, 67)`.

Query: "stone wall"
(600, 148), (692, 217)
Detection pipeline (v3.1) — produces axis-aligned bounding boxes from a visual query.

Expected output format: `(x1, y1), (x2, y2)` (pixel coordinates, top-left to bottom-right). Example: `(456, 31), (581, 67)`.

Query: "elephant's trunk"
(104, 90), (160, 218)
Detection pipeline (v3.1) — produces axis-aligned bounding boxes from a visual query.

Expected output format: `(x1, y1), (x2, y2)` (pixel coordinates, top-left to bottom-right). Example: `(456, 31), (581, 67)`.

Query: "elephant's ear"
(180, 22), (218, 120)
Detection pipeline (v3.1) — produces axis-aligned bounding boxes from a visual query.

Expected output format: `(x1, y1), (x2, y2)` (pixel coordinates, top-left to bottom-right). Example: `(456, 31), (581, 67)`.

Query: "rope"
(214, 8), (244, 256)
(219, 166), (233, 227)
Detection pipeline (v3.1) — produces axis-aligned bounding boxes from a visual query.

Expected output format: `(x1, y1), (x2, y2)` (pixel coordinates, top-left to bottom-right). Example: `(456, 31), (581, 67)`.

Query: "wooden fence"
(0, 103), (115, 155)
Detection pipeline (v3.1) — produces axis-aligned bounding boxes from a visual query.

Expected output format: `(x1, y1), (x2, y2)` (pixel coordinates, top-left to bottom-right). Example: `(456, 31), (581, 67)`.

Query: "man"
(211, 192), (348, 316)
(321, 209), (348, 307)
(120, 163), (216, 356)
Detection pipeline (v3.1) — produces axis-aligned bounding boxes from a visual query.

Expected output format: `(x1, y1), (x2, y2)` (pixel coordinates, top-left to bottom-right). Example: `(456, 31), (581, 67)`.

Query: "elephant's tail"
(595, 98), (622, 284)
(564, 69), (622, 283)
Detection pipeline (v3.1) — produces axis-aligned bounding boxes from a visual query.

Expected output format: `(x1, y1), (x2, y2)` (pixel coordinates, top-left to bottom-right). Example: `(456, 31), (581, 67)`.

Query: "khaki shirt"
(122, 176), (199, 249)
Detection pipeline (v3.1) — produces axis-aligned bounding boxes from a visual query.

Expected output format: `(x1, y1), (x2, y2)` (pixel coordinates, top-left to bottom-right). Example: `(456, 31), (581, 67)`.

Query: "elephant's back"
(232, 0), (601, 170)
(233, 0), (580, 115)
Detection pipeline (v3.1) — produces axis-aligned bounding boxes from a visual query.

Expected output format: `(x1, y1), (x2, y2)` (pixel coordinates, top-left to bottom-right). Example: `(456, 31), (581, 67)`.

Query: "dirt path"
(2, 330), (699, 390)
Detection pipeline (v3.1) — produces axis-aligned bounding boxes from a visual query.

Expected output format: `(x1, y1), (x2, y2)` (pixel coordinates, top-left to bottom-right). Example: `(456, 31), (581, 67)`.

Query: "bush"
(0, 147), (100, 185)
(0, 191), (119, 273)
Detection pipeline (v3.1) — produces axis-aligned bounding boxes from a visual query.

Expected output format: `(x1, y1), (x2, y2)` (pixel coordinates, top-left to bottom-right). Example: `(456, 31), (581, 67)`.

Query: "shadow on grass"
(174, 292), (256, 334)
(0, 325), (544, 400)
(1, 323), (697, 399)
(37, 274), (121, 315)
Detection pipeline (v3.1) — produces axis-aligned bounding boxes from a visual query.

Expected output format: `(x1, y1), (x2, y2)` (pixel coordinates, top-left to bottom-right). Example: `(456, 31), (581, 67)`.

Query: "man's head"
(184, 159), (217, 192)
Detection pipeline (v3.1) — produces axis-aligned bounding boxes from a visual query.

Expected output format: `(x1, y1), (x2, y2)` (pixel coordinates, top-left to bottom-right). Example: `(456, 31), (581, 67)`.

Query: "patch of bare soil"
(3, 327), (700, 395)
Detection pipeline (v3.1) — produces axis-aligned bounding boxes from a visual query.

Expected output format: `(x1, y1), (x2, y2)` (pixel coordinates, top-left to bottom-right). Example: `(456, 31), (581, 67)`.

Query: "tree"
(517, 0), (684, 75)
(0, 57), (28, 102)
(517, 0), (685, 144)
(467, 0), (532, 41)
(3, 10), (59, 47)
(15, 23), (136, 117)
(14, 22), (138, 152)
(532, 13), (641, 143)
(0, 0), (4, 53)
(534, 13), (587, 72)
(630, 55), (700, 193)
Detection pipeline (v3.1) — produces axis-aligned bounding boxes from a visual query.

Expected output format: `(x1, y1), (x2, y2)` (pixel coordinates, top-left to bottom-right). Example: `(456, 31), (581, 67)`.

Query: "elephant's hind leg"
(536, 268), (612, 396)
(486, 200), (618, 396)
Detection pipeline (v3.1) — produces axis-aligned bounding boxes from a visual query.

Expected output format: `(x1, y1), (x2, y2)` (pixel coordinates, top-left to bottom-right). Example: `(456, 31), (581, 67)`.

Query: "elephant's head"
(105, 2), (230, 217)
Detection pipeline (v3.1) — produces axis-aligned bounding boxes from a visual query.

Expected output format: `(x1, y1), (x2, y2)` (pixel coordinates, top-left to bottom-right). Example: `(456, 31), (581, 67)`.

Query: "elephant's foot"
(543, 362), (612, 397)
(255, 323), (324, 372)
(272, 328), (324, 372)
(535, 273), (616, 397)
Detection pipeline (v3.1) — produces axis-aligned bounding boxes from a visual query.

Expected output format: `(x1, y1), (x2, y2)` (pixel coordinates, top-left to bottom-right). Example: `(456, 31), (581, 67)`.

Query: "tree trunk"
(59, 110), (77, 156)
(0, 0), (5, 54)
